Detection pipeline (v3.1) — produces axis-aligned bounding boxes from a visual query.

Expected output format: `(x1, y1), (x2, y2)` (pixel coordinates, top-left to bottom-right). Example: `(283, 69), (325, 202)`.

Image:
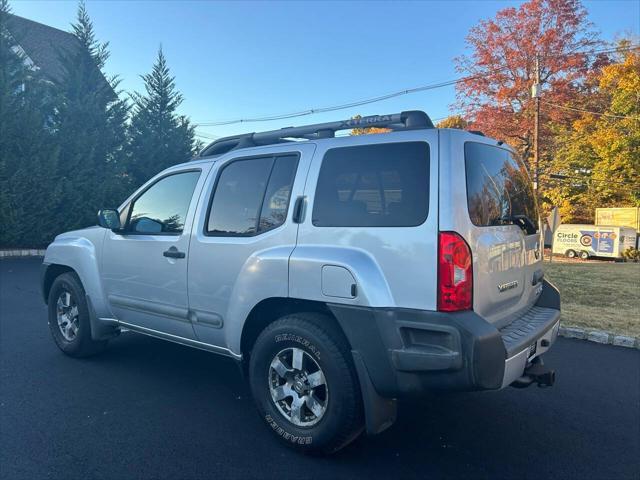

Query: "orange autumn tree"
(545, 45), (640, 222)
(454, 0), (603, 167)
(436, 115), (469, 129)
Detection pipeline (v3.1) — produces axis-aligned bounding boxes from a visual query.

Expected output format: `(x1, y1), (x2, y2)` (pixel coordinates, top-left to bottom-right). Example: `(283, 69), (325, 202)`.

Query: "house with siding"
(5, 14), (112, 93)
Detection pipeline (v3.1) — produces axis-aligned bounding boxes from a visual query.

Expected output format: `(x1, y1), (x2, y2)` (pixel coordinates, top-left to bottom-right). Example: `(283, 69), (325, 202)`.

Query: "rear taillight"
(437, 231), (473, 312)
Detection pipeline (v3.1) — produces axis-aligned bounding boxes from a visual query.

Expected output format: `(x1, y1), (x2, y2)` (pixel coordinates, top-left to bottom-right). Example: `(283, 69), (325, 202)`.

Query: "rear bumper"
(329, 279), (561, 397)
(499, 306), (560, 387)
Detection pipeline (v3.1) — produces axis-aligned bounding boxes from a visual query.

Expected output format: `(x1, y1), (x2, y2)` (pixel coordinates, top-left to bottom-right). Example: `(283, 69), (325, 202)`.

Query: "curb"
(0, 249), (46, 258)
(559, 326), (640, 349)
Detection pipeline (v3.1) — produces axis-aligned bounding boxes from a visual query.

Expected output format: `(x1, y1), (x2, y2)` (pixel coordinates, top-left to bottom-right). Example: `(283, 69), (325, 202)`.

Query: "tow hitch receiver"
(511, 357), (555, 388)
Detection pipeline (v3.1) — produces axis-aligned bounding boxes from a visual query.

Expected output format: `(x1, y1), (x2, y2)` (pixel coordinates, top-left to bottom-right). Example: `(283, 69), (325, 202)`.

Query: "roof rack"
(197, 110), (434, 158)
(468, 130), (485, 137)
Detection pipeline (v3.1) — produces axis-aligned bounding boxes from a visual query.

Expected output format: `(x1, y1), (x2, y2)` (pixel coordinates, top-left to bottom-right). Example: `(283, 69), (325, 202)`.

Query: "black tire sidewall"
(48, 273), (92, 356)
(249, 317), (360, 452)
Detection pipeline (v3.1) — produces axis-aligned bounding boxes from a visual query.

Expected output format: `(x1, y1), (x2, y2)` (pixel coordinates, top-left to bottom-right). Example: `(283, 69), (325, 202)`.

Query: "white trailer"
(595, 208), (640, 248)
(552, 224), (637, 259)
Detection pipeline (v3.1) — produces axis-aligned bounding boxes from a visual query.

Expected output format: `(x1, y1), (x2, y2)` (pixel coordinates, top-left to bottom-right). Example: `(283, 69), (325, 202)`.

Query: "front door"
(101, 167), (207, 338)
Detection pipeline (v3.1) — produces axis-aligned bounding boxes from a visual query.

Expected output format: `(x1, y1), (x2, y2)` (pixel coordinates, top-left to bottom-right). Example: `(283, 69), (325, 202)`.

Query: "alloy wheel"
(56, 290), (79, 341)
(268, 347), (328, 427)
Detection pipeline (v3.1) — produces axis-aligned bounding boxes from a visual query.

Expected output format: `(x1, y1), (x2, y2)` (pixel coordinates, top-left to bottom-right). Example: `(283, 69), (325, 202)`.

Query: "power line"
(194, 130), (220, 140)
(542, 101), (639, 120)
(193, 44), (639, 127)
(194, 76), (476, 127)
(544, 173), (639, 186)
(562, 44), (640, 57)
(547, 178), (638, 194)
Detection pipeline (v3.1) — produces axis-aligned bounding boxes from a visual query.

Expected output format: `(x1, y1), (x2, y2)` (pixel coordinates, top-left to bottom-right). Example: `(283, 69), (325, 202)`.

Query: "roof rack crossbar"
(197, 110), (434, 158)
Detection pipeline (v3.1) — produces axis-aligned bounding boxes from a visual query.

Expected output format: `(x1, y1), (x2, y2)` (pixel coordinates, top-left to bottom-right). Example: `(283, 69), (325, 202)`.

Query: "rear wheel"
(579, 250), (590, 260)
(249, 313), (364, 454)
(48, 272), (108, 357)
(566, 249), (577, 258)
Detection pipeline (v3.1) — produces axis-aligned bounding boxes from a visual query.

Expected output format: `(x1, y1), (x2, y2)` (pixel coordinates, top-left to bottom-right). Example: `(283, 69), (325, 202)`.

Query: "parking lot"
(1, 257), (639, 480)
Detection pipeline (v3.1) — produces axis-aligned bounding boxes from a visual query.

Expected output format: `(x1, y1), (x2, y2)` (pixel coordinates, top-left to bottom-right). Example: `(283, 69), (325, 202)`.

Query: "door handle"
(163, 247), (186, 259)
(292, 196), (306, 224)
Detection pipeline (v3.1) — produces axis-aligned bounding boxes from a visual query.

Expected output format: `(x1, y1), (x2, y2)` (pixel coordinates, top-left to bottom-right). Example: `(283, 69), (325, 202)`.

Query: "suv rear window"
(312, 142), (430, 227)
(465, 142), (539, 232)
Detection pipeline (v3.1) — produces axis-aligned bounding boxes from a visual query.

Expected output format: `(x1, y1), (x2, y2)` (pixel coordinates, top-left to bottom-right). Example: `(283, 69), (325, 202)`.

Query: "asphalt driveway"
(1, 257), (638, 479)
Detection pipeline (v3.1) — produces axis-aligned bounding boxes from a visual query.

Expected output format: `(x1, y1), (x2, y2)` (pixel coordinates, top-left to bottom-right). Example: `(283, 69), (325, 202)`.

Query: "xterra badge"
(497, 280), (519, 292)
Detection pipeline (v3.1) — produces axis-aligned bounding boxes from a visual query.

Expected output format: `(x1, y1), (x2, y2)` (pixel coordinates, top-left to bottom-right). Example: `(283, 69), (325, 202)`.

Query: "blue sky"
(11, 0), (639, 143)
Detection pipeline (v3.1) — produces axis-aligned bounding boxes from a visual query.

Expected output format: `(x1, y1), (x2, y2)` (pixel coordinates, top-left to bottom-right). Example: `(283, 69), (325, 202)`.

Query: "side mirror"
(97, 209), (122, 231)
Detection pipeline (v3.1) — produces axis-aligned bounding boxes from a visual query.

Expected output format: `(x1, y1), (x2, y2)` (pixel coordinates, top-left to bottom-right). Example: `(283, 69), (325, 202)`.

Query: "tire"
(566, 250), (577, 258)
(249, 312), (364, 454)
(579, 251), (590, 260)
(47, 272), (108, 357)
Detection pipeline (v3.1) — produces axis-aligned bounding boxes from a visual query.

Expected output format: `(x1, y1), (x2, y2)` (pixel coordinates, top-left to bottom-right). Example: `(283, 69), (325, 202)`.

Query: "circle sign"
(580, 235), (592, 246)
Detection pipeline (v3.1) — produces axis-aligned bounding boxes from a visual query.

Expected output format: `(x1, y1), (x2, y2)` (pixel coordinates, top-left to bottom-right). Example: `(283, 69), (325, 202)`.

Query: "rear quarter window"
(465, 142), (539, 232)
(312, 142), (430, 227)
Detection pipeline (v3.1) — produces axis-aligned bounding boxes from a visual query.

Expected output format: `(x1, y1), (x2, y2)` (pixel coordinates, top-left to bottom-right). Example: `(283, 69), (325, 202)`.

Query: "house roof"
(6, 13), (112, 93)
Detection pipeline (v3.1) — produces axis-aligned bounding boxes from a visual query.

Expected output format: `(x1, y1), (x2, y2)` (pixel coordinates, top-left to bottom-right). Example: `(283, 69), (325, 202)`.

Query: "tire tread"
(48, 272), (107, 358)
(252, 312), (363, 454)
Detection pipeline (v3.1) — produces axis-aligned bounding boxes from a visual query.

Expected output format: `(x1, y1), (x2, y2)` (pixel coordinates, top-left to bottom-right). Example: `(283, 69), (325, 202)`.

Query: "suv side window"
(312, 142), (430, 227)
(127, 170), (201, 234)
(206, 154), (299, 236)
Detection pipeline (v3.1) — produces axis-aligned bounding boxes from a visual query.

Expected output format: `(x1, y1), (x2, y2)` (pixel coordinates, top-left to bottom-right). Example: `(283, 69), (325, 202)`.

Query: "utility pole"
(532, 54), (541, 192)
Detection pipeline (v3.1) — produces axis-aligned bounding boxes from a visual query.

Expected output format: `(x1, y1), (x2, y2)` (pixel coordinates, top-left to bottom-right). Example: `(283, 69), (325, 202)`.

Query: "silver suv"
(41, 111), (560, 453)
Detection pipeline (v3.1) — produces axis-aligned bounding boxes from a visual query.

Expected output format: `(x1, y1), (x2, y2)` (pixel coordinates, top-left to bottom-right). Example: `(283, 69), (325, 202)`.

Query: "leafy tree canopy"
(455, 0), (603, 164)
(545, 45), (639, 222)
(436, 115), (469, 129)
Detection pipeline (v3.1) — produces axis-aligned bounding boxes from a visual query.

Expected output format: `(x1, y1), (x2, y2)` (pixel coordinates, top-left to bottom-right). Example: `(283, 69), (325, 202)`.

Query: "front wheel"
(48, 272), (108, 357)
(249, 313), (364, 454)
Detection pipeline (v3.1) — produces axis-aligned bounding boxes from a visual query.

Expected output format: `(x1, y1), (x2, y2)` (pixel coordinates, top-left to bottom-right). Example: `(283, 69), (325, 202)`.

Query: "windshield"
(464, 142), (539, 233)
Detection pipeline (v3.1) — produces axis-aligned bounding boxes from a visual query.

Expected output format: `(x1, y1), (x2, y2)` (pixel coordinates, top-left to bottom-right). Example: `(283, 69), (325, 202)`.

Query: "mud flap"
(86, 294), (120, 341)
(352, 350), (397, 435)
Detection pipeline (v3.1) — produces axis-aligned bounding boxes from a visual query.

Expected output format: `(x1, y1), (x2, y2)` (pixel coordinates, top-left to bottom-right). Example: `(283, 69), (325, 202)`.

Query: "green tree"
(546, 45), (639, 222)
(0, 0), (61, 246)
(127, 47), (197, 187)
(52, 1), (129, 234)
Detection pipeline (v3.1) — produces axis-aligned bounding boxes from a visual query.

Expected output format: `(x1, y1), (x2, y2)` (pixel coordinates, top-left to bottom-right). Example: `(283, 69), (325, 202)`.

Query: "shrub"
(621, 247), (640, 262)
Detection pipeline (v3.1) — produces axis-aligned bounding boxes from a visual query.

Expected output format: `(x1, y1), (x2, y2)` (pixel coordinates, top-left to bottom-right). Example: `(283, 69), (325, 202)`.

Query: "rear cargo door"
(440, 134), (543, 327)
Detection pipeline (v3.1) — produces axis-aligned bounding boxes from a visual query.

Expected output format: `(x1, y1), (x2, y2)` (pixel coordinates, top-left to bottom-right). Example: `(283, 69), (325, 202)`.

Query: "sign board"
(547, 207), (561, 262)
(548, 207), (561, 233)
(595, 207), (640, 231)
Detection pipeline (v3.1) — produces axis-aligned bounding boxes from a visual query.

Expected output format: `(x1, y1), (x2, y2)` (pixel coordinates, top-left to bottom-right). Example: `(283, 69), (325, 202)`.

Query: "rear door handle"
(163, 246), (186, 259)
(292, 196), (306, 224)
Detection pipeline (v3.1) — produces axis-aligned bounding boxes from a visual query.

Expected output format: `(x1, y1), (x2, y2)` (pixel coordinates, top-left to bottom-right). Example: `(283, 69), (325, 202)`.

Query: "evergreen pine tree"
(127, 47), (197, 187)
(0, 0), (61, 247)
(53, 1), (128, 234)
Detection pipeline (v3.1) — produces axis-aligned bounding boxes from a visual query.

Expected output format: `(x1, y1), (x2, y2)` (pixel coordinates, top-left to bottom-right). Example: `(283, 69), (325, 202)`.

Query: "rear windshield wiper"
(492, 215), (538, 235)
